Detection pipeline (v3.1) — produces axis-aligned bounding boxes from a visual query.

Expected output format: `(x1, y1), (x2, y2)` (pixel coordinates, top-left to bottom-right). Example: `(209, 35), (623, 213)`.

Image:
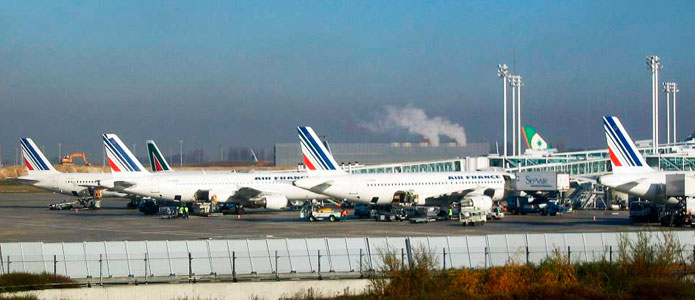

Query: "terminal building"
(274, 141), (490, 167)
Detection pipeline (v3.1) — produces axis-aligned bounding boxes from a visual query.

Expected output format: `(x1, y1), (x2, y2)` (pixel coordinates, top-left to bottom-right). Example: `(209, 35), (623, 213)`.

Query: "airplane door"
(349, 182), (358, 195)
(151, 179), (159, 194)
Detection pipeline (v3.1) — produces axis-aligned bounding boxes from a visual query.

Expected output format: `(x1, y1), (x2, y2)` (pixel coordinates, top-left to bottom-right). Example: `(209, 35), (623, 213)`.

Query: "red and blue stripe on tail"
(102, 134), (147, 173)
(20, 138), (57, 173)
(603, 116), (652, 173)
(297, 126), (344, 173)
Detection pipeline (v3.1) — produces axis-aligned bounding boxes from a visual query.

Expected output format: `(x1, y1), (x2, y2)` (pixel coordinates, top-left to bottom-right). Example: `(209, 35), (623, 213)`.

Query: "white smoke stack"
(360, 105), (467, 146)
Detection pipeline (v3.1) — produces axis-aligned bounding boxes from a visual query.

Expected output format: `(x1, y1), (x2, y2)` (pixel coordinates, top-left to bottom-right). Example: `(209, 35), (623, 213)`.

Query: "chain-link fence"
(1, 231), (694, 281)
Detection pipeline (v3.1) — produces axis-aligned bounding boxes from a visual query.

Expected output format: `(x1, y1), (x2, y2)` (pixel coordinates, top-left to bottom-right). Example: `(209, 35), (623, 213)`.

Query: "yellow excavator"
(60, 152), (91, 166)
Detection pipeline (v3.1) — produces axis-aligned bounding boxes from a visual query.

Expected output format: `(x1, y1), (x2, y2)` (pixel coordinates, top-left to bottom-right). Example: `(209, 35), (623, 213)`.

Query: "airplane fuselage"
(22, 172), (126, 198)
(598, 171), (691, 204)
(109, 171), (328, 203)
(294, 172), (507, 206)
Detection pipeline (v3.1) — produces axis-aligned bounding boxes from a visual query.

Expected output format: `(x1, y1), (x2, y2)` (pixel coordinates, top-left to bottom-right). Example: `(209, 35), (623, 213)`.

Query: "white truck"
(460, 199), (486, 226)
(300, 205), (346, 222)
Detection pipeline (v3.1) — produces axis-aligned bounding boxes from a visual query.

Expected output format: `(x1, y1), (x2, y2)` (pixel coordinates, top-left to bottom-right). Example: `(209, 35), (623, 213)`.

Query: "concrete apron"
(4, 279), (371, 300)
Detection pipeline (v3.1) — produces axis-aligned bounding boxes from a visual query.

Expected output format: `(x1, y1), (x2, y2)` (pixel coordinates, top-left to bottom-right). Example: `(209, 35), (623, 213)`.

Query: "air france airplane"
(17, 138), (128, 202)
(292, 127), (508, 209)
(598, 116), (685, 204)
(98, 134), (328, 212)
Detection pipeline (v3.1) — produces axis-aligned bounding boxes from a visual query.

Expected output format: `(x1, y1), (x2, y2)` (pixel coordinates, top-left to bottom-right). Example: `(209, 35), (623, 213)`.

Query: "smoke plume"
(360, 105), (467, 146)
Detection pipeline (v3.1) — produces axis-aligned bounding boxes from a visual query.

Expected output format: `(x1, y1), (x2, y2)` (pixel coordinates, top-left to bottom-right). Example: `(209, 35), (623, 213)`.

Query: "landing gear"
(658, 197), (693, 227)
(234, 207), (246, 215)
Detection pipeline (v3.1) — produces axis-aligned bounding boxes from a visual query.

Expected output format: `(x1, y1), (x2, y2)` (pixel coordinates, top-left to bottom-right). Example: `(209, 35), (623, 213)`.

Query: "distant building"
(274, 142), (490, 167)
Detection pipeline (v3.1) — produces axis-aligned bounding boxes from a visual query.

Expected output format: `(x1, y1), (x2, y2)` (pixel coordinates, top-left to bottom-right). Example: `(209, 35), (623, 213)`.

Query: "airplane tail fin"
(603, 116), (653, 174)
(20, 138), (58, 174)
(297, 126), (345, 174)
(102, 134), (148, 173)
(522, 125), (551, 150)
(147, 140), (174, 172)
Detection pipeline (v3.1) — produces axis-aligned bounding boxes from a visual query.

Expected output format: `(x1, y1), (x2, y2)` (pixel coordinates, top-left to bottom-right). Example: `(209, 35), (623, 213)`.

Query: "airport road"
(0, 193), (687, 242)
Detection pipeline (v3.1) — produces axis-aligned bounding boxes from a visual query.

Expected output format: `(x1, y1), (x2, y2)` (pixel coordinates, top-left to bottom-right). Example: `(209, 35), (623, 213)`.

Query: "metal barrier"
(1, 231), (694, 279)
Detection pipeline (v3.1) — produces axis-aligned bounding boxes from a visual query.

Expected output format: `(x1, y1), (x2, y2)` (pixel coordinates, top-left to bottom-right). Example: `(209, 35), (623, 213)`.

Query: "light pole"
(509, 75), (522, 156)
(179, 140), (184, 167)
(663, 82), (671, 144)
(646, 55), (661, 153)
(515, 75), (523, 155)
(664, 82), (680, 143)
(58, 143), (62, 162)
(498, 64), (510, 157)
(673, 83), (679, 142)
(510, 76), (517, 156)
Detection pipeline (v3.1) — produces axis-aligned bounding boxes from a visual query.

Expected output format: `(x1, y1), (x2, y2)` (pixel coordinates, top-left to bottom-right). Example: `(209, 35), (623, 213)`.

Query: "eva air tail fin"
(522, 125), (551, 150)
(147, 140), (174, 172)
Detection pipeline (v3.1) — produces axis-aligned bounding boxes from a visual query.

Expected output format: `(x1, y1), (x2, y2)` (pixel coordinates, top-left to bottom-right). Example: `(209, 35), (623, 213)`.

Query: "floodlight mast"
(673, 83), (679, 142)
(646, 56), (661, 153)
(510, 76), (516, 156)
(515, 76), (523, 156)
(497, 64), (510, 157)
(664, 82), (671, 144)
(509, 75), (522, 156)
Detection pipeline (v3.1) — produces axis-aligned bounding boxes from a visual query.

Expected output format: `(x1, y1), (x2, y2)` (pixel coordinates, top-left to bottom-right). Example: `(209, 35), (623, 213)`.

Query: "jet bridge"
(507, 171), (570, 215)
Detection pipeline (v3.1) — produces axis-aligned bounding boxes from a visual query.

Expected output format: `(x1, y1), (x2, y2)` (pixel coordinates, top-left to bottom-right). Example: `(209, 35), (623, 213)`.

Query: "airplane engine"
(261, 193), (289, 210)
(463, 195), (493, 213)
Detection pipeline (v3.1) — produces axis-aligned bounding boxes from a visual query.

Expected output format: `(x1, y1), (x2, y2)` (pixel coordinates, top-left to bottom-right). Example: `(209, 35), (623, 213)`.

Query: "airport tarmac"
(0, 193), (687, 242)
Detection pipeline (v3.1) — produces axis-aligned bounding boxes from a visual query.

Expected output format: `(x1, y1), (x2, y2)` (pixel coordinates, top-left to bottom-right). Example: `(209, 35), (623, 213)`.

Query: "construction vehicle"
(60, 152), (91, 165)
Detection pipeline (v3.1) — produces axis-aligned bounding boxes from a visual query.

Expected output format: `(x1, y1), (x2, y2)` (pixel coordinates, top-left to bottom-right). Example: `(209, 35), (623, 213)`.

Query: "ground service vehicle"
(300, 205), (346, 222)
(460, 199), (486, 226)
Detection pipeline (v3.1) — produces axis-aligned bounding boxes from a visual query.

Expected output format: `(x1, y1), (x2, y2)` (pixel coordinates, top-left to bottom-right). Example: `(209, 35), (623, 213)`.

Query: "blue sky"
(1, 1), (694, 161)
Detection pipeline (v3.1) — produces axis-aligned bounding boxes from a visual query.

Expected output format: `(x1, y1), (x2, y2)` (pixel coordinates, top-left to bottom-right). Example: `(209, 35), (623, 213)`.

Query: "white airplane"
(598, 115), (684, 204)
(98, 134), (328, 211)
(17, 138), (128, 203)
(292, 127), (508, 209)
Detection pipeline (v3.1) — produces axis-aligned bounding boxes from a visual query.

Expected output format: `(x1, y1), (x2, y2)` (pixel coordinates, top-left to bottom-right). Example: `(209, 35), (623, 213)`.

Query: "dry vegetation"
(0, 273), (73, 293)
(283, 231), (695, 300)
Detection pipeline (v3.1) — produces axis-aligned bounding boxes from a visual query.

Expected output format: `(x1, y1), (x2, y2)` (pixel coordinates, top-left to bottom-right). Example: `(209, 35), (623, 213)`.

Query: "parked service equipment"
(514, 172), (570, 192)
(460, 198), (486, 226)
(300, 205), (346, 222)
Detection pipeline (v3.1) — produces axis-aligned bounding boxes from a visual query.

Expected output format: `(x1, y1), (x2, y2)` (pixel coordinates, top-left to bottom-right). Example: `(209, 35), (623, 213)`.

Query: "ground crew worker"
(184, 206), (189, 219)
(178, 206), (184, 218)
(448, 207), (453, 220)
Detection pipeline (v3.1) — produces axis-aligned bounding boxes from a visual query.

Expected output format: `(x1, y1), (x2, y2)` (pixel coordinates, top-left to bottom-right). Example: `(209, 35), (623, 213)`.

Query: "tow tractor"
(300, 202), (347, 222)
(49, 189), (102, 210)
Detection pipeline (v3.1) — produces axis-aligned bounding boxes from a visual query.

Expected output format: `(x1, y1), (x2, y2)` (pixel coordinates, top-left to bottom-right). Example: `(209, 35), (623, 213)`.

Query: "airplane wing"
(421, 188), (488, 206)
(232, 187), (263, 200)
(15, 177), (39, 185)
(211, 187), (287, 209)
(113, 181), (137, 190)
